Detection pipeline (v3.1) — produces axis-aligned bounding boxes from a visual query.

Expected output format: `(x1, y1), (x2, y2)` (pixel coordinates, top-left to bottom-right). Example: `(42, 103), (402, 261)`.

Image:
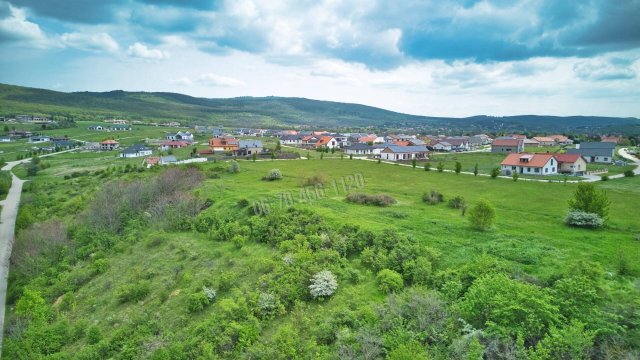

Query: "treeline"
(4, 167), (640, 359)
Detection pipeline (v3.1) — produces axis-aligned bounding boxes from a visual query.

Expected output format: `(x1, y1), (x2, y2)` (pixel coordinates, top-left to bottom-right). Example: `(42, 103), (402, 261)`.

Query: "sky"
(0, 0), (639, 118)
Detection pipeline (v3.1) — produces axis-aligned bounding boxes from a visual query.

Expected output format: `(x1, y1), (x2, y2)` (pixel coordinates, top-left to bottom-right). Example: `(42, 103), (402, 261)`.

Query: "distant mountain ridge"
(0, 83), (638, 134)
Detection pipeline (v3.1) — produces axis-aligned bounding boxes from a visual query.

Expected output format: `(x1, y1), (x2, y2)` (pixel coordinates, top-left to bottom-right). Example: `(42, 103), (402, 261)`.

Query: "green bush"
(422, 190), (444, 205)
(568, 183), (610, 219)
(377, 269), (404, 293)
(448, 195), (466, 209)
(600, 175), (609, 181)
(468, 199), (496, 231)
(565, 211), (604, 228)
(227, 160), (240, 173)
(262, 168), (282, 181)
(490, 167), (501, 178)
(346, 193), (396, 207)
(187, 292), (210, 313)
(116, 282), (150, 303)
(624, 170), (635, 177)
(437, 162), (445, 172)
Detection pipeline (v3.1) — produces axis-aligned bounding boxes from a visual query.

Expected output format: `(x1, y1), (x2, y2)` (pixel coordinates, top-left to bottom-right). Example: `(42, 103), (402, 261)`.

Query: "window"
(545, 168), (548, 173)
(535, 168), (540, 173)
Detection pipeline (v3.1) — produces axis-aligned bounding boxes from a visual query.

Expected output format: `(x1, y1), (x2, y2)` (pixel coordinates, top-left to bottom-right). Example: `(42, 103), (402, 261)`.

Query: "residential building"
(523, 138), (540, 147)
(600, 136), (621, 144)
(0, 136), (12, 142)
(344, 143), (375, 155)
(500, 153), (557, 176)
(28, 136), (51, 143)
(120, 144), (153, 158)
(380, 145), (429, 161)
(208, 137), (239, 152)
(566, 142), (616, 163)
(160, 155), (177, 165)
(280, 134), (303, 145)
(316, 136), (338, 149)
(87, 125), (104, 131)
(549, 135), (573, 145)
(143, 156), (161, 167)
(555, 154), (587, 175)
(532, 136), (556, 146)
(236, 140), (263, 155)
(491, 139), (524, 153)
(160, 141), (190, 150)
(100, 139), (120, 151)
(167, 131), (194, 142)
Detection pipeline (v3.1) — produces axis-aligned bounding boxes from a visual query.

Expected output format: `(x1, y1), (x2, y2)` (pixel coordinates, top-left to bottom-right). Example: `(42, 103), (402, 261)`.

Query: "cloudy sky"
(0, 0), (639, 118)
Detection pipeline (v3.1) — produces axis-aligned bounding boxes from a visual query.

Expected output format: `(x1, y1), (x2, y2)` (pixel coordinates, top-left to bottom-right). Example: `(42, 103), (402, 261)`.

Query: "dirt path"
(0, 173), (26, 357)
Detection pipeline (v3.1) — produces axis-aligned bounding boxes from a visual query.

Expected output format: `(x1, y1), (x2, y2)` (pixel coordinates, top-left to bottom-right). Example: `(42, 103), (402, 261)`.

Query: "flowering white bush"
(202, 286), (217, 301)
(309, 270), (338, 299)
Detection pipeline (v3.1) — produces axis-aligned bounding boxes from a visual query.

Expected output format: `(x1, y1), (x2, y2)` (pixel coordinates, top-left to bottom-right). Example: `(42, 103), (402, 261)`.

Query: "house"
(555, 154), (587, 175)
(87, 125), (104, 131)
(120, 144), (153, 158)
(566, 142), (616, 163)
(100, 139), (120, 151)
(160, 141), (190, 150)
(380, 145), (429, 161)
(236, 140), (263, 155)
(84, 142), (100, 150)
(105, 119), (129, 125)
(166, 121), (181, 127)
(407, 138), (426, 146)
(316, 136), (338, 149)
(0, 136), (12, 142)
(508, 134), (527, 140)
(160, 155), (177, 165)
(8, 130), (33, 138)
(53, 139), (76, 149)
(500, 153), (557, 176)
(167, 131), (194, 142)
(110, 125), (132, 131)
(601, 136), (621, 144)
(444, 138), (470, 151)
(143, 156), (160, 167)
(344, 143), (375, 156)
(430, 141), (452, 152)
(333, 134), (350, 148)
(491, 139), (524, 153)
(549, 135), (573, 145)
(532, 137), (556, 146)
(523, 138), (540, 147)
(208, 137), (238, 152)
(280, 134), (303, 145)
(28, 136), (51, 143)
(392, 140), (411, 147)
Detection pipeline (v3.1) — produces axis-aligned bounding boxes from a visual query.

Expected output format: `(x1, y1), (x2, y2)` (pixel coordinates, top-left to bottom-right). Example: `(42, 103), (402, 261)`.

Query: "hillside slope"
(1, 83), (639, 133)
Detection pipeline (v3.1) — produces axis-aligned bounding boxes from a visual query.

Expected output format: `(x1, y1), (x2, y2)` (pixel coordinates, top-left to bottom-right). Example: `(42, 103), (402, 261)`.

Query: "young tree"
(349, 154), (353, 160)
(309, 270), (338, 299)
(468, 199), (496, 231)
(271, 152), (276, 160)
(252, 153), (257, 162)
(474, 163), (479, 176)
(412, 158), (417, 169)
(455, 161), (462, 174)
(490, 167), (501, 179)
(320, 152), (324, 160)
(227, 160), (240, 173)
(437, 161), (445, 172)
(512, 172), (519, 182)
(275, 140), (282, 152)
(568, 183), (610, 219)
(424, 163), (431, 171)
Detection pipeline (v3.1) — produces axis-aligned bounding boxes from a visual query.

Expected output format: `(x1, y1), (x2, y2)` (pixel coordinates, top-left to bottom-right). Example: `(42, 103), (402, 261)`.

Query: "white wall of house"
(559, 158), (587, 173)
(501, 158), (558, 176)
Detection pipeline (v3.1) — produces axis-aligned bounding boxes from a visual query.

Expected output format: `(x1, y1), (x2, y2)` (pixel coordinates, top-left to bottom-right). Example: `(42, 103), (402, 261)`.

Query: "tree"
(468, 199), (496, 231)
(271, 152), (276, 160)
(275, 140), (282, 152)
(309, 270), (338, 299)
(568, 183), (610, 219)
(320, 152), (324, 160)
(331, 147), (335, 154)
(474, 163), (479, 176)
(15, 288), (48, 323)
(349, 154), (353, 160)
(512, 172), (519, 182)
(424, 163), (431, 171)
(228, 160), (240, 173)
(455, 161), (462, 174)
(490, 167), (500, 178)
(412, 158), (417, 169)
(252, 153), (257, 162)
(376, 269), (403, 293)
(437, 161), (445, 172)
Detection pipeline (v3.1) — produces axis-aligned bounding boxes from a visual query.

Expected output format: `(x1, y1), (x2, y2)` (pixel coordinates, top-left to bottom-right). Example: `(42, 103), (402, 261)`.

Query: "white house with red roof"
(501, 153), (558, 176)
(316, 136), (338, 149)
(555, 154), (587, 175)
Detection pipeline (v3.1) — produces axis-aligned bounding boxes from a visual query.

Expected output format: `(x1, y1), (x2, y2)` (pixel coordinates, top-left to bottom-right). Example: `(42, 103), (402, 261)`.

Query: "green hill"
(1, 82), (639, 133)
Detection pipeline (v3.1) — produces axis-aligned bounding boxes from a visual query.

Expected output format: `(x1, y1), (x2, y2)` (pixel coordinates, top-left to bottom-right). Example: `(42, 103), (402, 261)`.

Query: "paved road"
(0, 173), (26, 357)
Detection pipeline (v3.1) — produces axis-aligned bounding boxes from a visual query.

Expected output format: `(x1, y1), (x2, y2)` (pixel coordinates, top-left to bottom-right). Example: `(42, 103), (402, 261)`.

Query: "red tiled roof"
(509, 134), (527, 139)
(316, 136), (335, 147)
(532, 136), (555, 142)
(392, 140), (410, 146)
(493, 139), (522, 147)
(100, 139), (119, 144)
(209, 138), (238, 147)
(358, 136), (377, 143)
(501, 153), (554, 168)
(550, 135), (569, 142)
(554, 154), (582, 164)
(144, 157), (160, 165)
(163, 140), (189, 147)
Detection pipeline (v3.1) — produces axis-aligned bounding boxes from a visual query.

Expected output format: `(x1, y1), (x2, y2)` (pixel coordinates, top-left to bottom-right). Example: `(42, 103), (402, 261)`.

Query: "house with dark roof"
(53, 139), (76, 149)
(236, 140), (263, 155)
(344, 143), (374, 156)
(566, 142), (616, 163)
(28, 136), (51, 143)
(500, 153), (557, 176)
(166, 131), (194, 142)
(380, 145), (429, 161)
(160, 155), (177, 165)
(491, 139), (524, 153)
(280, 134), (303, 145)
(120, 144), (153, 158)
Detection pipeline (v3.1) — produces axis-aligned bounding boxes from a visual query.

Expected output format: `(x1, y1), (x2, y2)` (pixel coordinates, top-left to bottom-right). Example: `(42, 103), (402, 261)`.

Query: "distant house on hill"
(28, 136), (51, 143)
(344, 143), (375, 155)
(316, 136), (338, 149)
(280, 134), (303, 145)
(160, 141), (190, 150)
(549, 135), (573, 145)
(500, 153), (557, 176)
(566, 142), (615, 163)
(208, 137), (239, 152)
(100, 139), (120, 151)
(532, 137), (556, 146)
(236, 140), (263, 155)
(491, 139), (524, 153)
(120, 144), (153, 158)
(160, 155), (177, 165)
(167, 131), (194, 142)
(87, 125), (104, 131)
(600, 136), (621, 144)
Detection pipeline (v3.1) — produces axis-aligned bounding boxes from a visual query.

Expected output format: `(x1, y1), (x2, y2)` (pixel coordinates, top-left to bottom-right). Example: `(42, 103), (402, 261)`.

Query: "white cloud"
(0, 3), (47, 46)
(127, 42), (169, 60)
(197, 73), (245, 87)
(60, 32), (119, 53)
(573, 58), (637, 81)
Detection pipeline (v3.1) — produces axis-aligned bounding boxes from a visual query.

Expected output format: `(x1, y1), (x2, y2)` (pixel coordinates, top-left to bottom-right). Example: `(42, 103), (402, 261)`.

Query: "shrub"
(237, 198), (250, 208)
(455, 161), (462, 174)
(437, 162), (445, 172)
(424, 163), (431, 171)
(263, 169), (282, 181)
(601, 175), (609, 181)
(187, 292), (210, 313)
(568, 183), (610, 219)
(448, 195), (466, 209)
(202, 285), (217, 301)
(377, 269), (404, 293)
(422, 190), (444, 205)
(624, 170), (635, 177)
(468, 199), (496, 231)
(512, 172), (519, 181)
(346, 193), (396, 207)
(490, 167), (501, 178)
(565, 211), (604, 228)
(474, 163), (479, 176)
(232, 234), (247, 249)
(309, 270), (338, 299)
(117, 282), (150, 303)
(305, 174), (326, 186)
(227, 160), (240, 173)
